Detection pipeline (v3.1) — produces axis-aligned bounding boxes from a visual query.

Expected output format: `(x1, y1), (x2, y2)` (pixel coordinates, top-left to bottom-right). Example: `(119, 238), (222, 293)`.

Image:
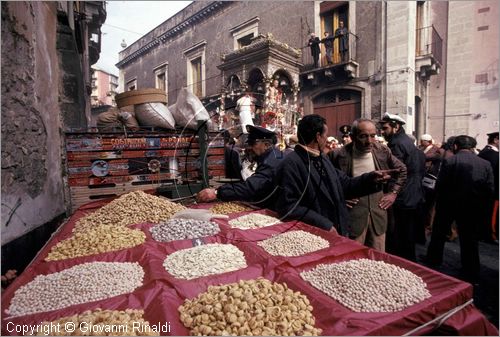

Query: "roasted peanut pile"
(257, 230), (329, 257)
(75, 191), (185, 232)
(150, 219), (220, 242)
(210, 202), (252, 215)
(29, 309), (158, 336)
(178, 278), (322, 336)
(46, 225), (145, 261)
(7, 262), (144, 317)
(163, 244), (247, 280)
(300, 259), (431, 312)
(228, 213), (280, 230)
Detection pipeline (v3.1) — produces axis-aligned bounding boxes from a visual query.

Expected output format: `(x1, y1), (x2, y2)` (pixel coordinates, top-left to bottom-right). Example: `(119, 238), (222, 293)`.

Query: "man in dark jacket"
(321, 31), (335, 65)
(330, 118), (407, 251)
(380, 112), (426, 261)
(308, 32), (321, 68)
(275, 114), (395, 235)
(427, 135), (495, 282)
(478, 131), (499, 242)
(197, 125), (284, 209)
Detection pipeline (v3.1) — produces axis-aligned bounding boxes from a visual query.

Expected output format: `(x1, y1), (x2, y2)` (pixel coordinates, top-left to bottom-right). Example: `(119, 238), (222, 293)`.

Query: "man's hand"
(196, 188), (217, 203)
(346, 198), (359, 209)
(379, 193), (397, 210)
(371, 169), (402, 183)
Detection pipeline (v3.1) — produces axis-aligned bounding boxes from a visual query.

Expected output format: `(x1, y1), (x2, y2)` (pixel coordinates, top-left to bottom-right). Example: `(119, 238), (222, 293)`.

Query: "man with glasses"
(329, 118), (407, 251)
(197, 125), (284, 209)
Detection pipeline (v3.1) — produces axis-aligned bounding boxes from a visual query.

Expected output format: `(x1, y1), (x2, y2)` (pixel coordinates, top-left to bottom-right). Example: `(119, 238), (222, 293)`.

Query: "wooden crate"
(65, 129), (202, 211)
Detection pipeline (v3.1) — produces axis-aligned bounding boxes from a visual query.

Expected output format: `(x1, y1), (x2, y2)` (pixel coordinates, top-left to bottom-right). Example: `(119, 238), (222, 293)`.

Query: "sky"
(95, 1), (192, 76)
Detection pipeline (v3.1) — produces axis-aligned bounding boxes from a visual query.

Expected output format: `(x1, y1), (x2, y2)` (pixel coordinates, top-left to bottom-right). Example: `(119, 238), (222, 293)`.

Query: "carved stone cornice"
(116, 1), (229, 68)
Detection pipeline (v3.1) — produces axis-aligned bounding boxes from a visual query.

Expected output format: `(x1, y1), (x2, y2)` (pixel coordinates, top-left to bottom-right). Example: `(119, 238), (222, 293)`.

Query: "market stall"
(1, 193), (497, 336)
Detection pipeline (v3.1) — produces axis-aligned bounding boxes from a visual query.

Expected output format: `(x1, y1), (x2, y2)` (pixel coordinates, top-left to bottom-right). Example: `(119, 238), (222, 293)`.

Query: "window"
(154, 63), (168, 101)
(230, 17), (259, 50)
(184, 41), (206, 97)
(126, 78), (137, 91)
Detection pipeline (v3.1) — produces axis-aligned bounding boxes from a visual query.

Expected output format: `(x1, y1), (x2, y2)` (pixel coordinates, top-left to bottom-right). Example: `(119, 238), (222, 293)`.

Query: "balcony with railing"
(300, 32), (358, 84)
(415, 25), (442, 79)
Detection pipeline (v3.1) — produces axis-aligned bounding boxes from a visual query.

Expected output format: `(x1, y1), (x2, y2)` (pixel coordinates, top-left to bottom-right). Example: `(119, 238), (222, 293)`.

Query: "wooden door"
(314, 100), (360, 138)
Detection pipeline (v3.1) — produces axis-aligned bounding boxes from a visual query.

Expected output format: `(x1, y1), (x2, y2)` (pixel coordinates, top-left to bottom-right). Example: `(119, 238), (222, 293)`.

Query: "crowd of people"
(197, 113), (498, 284)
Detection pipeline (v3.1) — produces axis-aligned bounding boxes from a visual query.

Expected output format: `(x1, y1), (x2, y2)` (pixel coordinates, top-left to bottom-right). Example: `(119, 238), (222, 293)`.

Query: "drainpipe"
(381, 0), (387, 115)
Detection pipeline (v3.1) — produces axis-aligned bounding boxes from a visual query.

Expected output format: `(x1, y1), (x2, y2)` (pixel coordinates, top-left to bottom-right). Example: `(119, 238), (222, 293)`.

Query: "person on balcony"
(308, 32), (321, 68)
(335, 20), (349, 62)
(321, 31), (335, 65)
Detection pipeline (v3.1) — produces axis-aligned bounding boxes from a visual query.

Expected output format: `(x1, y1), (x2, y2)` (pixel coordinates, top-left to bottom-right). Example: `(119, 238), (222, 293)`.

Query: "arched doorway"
(313, 89), (361, 138)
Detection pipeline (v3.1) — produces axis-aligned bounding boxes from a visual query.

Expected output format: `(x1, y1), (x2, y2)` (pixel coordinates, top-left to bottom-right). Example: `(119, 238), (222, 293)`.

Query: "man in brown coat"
(329, 118), (407, 251)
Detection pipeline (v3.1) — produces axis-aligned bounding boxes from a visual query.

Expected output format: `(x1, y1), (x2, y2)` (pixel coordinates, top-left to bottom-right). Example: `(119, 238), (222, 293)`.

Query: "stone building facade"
(1, 1), (105, 256)
(117, 0), (498, 146)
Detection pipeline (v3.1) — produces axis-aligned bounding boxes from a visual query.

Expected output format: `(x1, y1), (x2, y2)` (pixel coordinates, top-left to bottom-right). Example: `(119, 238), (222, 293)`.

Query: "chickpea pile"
(300, 259), (431, 312)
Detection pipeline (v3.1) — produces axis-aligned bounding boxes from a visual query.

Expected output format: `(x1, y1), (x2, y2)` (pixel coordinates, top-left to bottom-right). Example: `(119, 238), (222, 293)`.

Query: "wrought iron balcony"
(300, 32), (358, 83)
(416, 25), (442, 79)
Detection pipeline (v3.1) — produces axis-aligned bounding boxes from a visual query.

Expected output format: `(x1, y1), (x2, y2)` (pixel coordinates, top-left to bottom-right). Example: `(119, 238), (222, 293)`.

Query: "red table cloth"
(2, 198), (497, 336)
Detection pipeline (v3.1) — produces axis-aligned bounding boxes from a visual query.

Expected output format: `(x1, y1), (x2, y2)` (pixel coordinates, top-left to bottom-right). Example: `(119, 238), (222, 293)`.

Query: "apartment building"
(91, 66), (119, 107)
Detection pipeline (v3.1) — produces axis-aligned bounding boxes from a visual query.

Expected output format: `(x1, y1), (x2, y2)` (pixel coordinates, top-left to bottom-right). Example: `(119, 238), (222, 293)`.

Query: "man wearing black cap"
(339, 124), (352, 146)
(197, 125), (284, 208)
(380, 112), (426, 261)
(478, 131), (499, 242)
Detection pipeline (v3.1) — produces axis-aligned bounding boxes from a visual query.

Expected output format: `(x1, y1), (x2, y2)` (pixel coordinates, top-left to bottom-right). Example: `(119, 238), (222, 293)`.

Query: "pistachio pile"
(29, 309), (158, 336)
(228, 213), (280, 230)
(210, 202), (252, 215)
(178, 278), (322, 336)
(300, 259), (431, 312)
(257, 230), (329, 257)
(46, 225), (145, 261)
(163, 244), (247, 280)
(150, 219), (219, 242)
(7, 262), (144, 317)
(75, 191), (185, 232)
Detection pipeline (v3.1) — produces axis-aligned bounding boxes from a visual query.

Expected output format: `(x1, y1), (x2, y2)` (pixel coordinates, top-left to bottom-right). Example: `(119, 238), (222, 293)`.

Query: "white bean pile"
(30, 309), (158, 336)
(300, 259), (431, 312)
(150, 219), (220, 242)
(257, 230), (329, 257)
(163, 244), (247, 280)
(6, 262), (144, 317)
(228, 213), (280, 230)
(178, 278), (322, 336)
(75, 191), (185, 232)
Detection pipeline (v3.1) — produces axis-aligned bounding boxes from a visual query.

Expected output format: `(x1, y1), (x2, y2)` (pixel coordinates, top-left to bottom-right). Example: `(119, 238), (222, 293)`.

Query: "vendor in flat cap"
(197, 125), (284, 208)
(478, 131), (499, 242)
(339, 124), (352, 146)
(379, 112), (426, 261)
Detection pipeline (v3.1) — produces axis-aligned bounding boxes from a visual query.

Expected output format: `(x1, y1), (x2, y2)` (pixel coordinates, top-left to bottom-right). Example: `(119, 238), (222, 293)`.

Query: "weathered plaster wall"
(1, 2), (66, 244)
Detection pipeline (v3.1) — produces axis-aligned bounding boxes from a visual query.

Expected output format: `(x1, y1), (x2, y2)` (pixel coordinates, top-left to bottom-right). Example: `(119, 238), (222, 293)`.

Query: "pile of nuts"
(30, 309), (159, 336)
(300, 259), (431, 312)
(178, 278), (322, 336)
(75, 191), (185, 232)
(150, 219), (220, 242)
(163, 244), (247, 280)
(257, 230), (329, 257)
(46, 225), (145, 261)
(228, 213), (280, 230)
(7, 262), (144, 317)
(210, 202), (252, 215)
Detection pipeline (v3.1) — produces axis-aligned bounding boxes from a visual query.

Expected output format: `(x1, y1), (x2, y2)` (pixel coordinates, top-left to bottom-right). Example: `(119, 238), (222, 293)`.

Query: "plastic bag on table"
(172, 208), (229, 221)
